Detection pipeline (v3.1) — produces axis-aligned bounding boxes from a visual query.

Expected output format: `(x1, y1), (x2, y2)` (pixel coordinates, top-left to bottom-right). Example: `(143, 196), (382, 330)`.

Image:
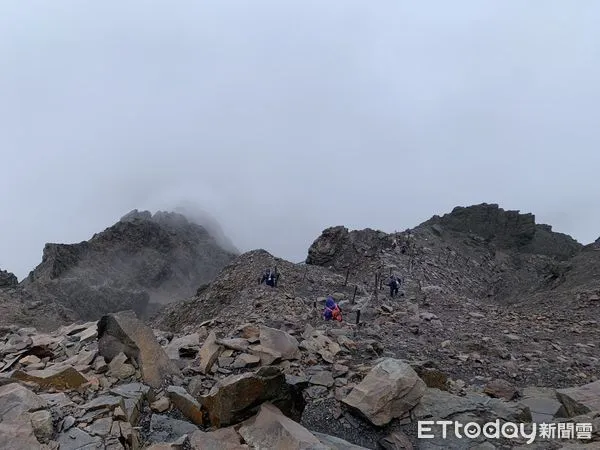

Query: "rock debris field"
(0, 203), (599, 449)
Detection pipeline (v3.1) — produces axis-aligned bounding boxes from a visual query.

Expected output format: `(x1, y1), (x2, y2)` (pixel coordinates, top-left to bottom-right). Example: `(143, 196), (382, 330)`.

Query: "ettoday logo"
(418, 420), (593, 444)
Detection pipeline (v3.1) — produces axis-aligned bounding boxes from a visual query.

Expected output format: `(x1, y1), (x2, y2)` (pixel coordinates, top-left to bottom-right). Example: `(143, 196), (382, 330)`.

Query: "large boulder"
(557, 380), (600, 417)
(189, 427), (246, 450)
(238, 403), (328, 449)
(342, 358), (426, 426)
(0, 383), (48, 450)
(98, 311), (179, 388)
(200, 366), (305, 428)
(0, 383), (47, 421)
(520, 387), (567, 422)
(0, 414), (45, 450)
(255, 326), (300, 362)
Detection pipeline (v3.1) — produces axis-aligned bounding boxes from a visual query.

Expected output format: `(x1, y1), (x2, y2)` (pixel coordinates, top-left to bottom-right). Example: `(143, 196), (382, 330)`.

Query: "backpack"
(332, 306), (342, 322)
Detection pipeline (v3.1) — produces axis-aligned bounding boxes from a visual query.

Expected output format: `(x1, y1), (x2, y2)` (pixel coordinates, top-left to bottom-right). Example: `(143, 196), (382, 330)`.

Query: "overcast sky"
(1, 1), (599, 280)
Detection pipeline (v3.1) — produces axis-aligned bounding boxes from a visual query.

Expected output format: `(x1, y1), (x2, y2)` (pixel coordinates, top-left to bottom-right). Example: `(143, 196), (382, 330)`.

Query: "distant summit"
(12, 209), (238, 326)
(0, 269), (17, 288)
(421, 203), (582, 259)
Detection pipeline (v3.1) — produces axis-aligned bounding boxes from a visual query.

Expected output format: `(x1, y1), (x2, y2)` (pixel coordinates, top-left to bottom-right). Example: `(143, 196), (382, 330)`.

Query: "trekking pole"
(344, 268), (350, 286)
(351, 285), (357, 304)
(356, 310), (361, 325)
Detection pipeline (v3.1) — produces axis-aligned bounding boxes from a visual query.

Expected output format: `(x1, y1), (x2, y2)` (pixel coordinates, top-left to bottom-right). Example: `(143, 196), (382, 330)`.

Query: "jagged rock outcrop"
(423, 203), (582, 259)
(0, 270), (17, 288)
(8, 210), (238, 327)
(304, 203), (589, 306)
(306, 226), (389, 269)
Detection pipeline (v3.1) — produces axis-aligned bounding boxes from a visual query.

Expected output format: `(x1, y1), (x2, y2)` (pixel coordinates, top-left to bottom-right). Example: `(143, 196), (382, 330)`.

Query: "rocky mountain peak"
(119, 209), (153, 222)
(9, 209), (238, 328)
(421, 203), (582, 259)
(0, 269), (17, 288)
(305, 226), (390, 270)
(424, 203), (537, 246)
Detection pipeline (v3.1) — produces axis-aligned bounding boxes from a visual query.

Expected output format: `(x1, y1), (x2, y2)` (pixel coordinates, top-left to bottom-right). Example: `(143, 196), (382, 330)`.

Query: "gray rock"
(167, 385), (203, 426)
(87, 417), (113, 437)
(98, 311), (180, 388)
(309, 371), (335, 388)
(556, 380), (600, 417)
(198, 331), (222, 374)
(57, 428), (102, 450)
(521, 387), (567, 422)
(343, 358), (426, 426)
(82, 395), (124, 412)
(30, 410), (53, 442)
(148, 414), (199, 444)
(0, 383), (47, 422)
(314, 431), (372, 449)
(239, 403), (328, 449)
(110, 382), (154, 425)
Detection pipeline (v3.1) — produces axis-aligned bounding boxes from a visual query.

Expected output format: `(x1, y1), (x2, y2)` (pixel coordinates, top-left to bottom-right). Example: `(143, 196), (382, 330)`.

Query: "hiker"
(323, 296), (342, 322)
(388, 275), (400, 298)
(259, 268), (279, 287)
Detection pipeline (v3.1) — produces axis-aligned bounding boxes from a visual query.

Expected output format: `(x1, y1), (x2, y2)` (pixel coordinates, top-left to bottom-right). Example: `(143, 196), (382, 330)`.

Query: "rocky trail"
(1, 301), (598, 449)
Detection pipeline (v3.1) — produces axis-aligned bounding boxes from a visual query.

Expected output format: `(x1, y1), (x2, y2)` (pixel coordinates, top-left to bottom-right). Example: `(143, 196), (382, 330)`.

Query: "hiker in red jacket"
(323, 296), (342, 322)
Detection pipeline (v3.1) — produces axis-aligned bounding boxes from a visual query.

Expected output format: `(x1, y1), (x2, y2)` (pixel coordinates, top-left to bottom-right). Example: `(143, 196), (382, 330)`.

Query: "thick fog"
(1, 1), (599, 280)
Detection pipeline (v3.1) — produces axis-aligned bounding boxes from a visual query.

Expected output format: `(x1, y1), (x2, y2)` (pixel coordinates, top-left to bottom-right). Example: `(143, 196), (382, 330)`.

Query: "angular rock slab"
(342, 358), (426, 426)
(167, 386), (204, 426)
(110, 382), (154, 425)
(12, 366), (87, 391)
(0, 414), (45, 450)
(0, 383), (47, 421)
(164, 333), (200, 360)
(238, 403), (328, 449)
(314, 432), (372, 449)
(413, 388), (532, 423)
(189, 427), (246, 450)
(148, 414), (199, 445)
(57, 427), (103, 450)
(557, 380), (600, 417)
(521, 387), (567, 423)
(258, 326), (300, 361)
(201, 366), (305, 428)
(98, 311), (179, 388)
(198, 331), (222, 374)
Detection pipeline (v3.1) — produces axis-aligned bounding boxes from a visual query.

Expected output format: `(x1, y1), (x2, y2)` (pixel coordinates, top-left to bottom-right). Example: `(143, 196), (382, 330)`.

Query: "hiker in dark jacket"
(259, 268), (279, 287)
(388, 275), (400, 298)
